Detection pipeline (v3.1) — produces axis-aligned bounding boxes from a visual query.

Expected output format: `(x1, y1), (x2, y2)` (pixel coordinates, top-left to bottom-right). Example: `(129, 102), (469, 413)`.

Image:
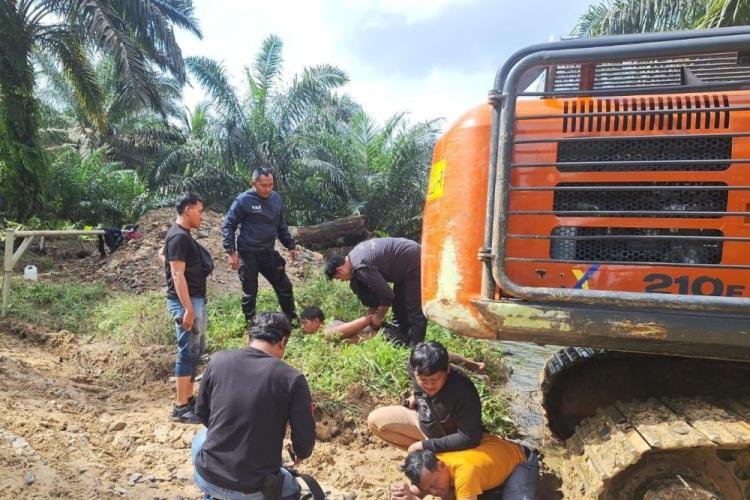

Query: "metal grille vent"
(550, 227), (723, 264)
(556, 136), (732, 172)
(552, 52), (750, 92)
(553, 182), (728, 218)
(562, 95), (730, 133)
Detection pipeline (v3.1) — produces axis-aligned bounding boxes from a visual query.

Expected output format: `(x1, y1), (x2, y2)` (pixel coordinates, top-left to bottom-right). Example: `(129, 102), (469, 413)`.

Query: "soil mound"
(17, 207), (324, 294)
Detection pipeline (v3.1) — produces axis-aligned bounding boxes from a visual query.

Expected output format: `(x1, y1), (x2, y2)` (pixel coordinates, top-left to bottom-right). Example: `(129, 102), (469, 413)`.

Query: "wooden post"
(2, 229), (15, 316)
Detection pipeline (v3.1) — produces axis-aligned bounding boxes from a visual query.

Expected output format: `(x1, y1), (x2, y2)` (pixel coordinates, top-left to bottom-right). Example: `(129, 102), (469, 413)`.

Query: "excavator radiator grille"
(553, 182), (728, 218)
(556, 136), (732, 172)
(561, 95), (731, 133)
(549, 227), (724, 264)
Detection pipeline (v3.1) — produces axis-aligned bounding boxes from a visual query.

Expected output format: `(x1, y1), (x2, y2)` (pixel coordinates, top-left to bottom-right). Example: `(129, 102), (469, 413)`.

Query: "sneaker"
(171, 403), (201, 424)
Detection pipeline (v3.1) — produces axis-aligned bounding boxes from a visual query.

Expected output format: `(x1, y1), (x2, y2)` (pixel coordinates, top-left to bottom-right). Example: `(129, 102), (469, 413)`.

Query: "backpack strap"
(283, 467), (326, 500)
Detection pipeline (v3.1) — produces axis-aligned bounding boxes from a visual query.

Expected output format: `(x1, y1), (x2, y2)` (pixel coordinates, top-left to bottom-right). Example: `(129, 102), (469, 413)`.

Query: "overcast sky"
(176, 0), (594, 128)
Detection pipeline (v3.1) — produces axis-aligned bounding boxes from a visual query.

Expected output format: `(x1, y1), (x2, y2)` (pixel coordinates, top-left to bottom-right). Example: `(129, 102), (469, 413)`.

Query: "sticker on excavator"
(427, 159), (447, 201)
(572, 264), (600, 289)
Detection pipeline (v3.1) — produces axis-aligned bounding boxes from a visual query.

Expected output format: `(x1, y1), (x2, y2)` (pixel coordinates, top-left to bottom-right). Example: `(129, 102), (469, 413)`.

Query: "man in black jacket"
(222, 167), (299, 325)
(191, 313), (315, 499)
(325, 237), (426, 348)
(367, 341), (483, 454)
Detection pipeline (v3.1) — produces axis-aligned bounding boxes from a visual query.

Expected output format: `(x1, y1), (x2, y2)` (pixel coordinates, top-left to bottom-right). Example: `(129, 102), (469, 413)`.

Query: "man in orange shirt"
(390, 434), (539, 500)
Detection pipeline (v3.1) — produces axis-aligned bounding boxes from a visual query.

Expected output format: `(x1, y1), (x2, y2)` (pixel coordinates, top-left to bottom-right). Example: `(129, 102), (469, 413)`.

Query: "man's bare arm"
(169, 260), (194, 330)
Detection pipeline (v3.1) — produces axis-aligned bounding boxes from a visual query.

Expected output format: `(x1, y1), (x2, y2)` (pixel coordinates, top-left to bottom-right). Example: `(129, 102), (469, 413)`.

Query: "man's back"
(194, 347), (315, 493)
(348, 237), (420, 282)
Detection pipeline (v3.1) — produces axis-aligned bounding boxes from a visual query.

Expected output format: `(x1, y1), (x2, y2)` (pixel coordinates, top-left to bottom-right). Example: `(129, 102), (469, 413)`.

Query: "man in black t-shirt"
(192, 313), (316, 498)
(163, 192), (210, 424)
(367, 341), (483, 453)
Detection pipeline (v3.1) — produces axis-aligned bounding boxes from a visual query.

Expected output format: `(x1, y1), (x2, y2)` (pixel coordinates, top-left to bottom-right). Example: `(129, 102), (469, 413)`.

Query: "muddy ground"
(0, 319), (414, 499)
(4, 208), (565, 498)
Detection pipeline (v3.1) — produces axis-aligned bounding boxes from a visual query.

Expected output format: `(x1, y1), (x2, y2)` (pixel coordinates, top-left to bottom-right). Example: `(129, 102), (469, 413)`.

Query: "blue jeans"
(191, 429), (301, 500)
(166, 297), (207, 377)
(501, 446), (540, 500)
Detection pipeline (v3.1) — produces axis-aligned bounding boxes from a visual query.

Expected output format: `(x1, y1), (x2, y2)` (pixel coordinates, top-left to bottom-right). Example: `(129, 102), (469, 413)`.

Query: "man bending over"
(391, 436), (539, 500)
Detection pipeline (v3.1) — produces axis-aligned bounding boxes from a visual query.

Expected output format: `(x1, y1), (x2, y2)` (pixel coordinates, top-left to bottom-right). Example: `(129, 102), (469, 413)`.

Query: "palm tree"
(342, 112), (441, 238)
(292, 107), (440, 235)
(36, 54), (185, 176)
(154, 102), (249, 210)
(0, 0), (200, 220)
(163, 34), (352, 210)
(573, 0), (750, 37)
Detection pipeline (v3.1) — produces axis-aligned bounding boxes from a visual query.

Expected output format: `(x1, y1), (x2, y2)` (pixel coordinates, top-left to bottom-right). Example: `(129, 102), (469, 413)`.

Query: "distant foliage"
(2, 28), (439, 237)
(574, 0), (750, 37)
(0, 0), (201, 221)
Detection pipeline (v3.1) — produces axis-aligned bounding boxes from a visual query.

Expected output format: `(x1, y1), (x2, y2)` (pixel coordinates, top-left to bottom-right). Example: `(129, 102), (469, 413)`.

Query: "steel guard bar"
(485, 27), (750, 313)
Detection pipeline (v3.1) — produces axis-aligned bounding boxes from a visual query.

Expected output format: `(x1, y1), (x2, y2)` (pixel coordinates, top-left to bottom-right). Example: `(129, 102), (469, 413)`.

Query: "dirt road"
(0, 320), (408, 499)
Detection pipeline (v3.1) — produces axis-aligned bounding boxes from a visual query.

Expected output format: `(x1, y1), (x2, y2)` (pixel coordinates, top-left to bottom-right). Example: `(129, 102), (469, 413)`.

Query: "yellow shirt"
(438, 434), (524, 498)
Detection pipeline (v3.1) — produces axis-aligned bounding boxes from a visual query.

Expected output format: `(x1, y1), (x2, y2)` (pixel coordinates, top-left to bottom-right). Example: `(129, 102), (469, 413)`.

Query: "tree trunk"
(0, 3), (46, 220)
(291, 215), (370, 250)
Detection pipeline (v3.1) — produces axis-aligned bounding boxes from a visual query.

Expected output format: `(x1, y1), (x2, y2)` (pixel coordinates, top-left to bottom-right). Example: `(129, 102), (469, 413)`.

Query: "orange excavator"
(421, 27), (750, 498)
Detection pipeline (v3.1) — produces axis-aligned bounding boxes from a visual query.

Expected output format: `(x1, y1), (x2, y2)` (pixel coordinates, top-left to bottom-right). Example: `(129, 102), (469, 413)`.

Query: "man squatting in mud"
(368, 341), (540, 499)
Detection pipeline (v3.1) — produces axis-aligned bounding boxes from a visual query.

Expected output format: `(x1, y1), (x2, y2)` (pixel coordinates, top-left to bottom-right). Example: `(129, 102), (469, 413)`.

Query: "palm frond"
(700, 0), (750, 27)
(186, 56), (243, 122)
(37, 26), (106, 132)
(250, 34), (283, 115)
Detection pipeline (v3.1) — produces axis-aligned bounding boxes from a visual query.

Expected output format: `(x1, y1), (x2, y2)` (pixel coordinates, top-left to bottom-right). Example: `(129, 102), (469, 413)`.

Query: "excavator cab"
(422, 27), (750, 498)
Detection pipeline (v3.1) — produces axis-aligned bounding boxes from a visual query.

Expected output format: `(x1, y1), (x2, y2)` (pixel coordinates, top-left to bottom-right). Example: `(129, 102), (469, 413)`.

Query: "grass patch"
(8, 279), (109, 333)
(95, 291), (174, 345)
(6, 276), (515, 435)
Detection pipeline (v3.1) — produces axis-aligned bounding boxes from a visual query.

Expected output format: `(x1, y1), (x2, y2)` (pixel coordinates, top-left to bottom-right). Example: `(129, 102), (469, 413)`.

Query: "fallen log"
(291, 215), (370, 250)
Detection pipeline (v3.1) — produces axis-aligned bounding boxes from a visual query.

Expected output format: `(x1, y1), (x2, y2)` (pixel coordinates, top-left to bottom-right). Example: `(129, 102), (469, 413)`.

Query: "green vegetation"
(7, 276), (514, 435)
(574, 0), (750, 37)
(2, 20), (438, 240)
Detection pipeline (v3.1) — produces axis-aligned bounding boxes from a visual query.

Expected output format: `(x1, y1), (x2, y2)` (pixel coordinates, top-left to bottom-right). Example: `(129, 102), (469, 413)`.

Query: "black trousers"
(392, 267), (427, 348)
(238, 251), (296, 323)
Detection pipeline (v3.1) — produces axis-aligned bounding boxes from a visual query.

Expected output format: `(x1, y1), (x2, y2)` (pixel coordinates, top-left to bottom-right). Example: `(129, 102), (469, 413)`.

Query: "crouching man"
(191, 313), (315, 499)
(391, 434), (539, 500)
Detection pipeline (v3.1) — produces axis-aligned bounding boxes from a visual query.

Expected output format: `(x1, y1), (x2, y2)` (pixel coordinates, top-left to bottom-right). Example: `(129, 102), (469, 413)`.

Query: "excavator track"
(562, 397), (750, 499)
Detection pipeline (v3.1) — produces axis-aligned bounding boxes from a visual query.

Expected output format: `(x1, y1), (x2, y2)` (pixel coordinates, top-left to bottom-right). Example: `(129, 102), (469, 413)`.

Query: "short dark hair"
(175, 192), (202, 215)
(300, 306), (325, 322)
(324, 255), (345, 279)
(252, 166), (273, 181)
(250, 312), (292, 344)
(409, 341), (449, 375)
(401, 449), (439, 486)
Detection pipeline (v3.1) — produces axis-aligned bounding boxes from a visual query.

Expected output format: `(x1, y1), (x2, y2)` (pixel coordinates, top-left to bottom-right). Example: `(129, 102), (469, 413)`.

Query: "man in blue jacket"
(222, 167), (299, 325)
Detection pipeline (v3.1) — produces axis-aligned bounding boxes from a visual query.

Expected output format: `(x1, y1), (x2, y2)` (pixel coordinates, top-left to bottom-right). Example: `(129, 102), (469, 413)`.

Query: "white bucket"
(23, 265), (37, 281)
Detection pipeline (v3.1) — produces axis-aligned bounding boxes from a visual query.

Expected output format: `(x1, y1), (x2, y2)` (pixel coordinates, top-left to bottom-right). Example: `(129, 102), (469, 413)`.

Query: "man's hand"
(407, 440), (424, 453)
(182, 308), (195, 332)
(228, 252), (239, 271)
(401, 394), (416, 410)
(288, 247), (299, 262)
(283, 439), (301, 466)
(371, 315), (384, 328)
(390, 481), (419, 500)
(371, 306), (388, 328)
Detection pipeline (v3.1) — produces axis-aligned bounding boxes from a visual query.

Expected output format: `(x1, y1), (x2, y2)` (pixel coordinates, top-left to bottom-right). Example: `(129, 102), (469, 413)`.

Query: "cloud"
(345, 0), (592, 78)
(175, 0), (594, 126)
